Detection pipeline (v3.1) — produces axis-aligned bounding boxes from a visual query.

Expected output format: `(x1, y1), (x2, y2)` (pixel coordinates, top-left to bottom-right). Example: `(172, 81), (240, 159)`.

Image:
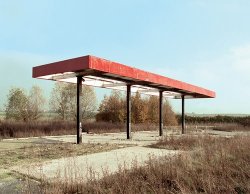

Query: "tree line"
(176, 115), (250, 126)
(5, 83), (250, 127)
(4, 82), (177, 126)
(4, 83), (97, 122)
(5, 86), (45, 122)
(96, 91), (177, 125)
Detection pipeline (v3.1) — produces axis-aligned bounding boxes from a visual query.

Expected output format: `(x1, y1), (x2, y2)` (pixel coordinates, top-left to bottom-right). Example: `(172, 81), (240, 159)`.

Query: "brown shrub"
(212, 123), (250, 132)
(0, 120), (75, 138)
(0, 121), (160, 139)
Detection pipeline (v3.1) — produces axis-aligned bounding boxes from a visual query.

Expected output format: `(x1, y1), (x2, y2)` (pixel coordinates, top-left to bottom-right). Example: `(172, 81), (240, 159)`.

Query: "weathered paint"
(33, 55), (216, 98)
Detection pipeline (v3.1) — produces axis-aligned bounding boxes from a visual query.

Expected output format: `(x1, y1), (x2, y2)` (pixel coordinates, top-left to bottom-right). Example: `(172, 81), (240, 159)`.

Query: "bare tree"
(50, 83), (72, 120)
(80, 85), (97, 120)
(68, 83), (97, 120)
(50, 82), (97, 120)
(5, 87), (29, 121)
(5, 86), (46, 122)
(27, 85), (46, 120)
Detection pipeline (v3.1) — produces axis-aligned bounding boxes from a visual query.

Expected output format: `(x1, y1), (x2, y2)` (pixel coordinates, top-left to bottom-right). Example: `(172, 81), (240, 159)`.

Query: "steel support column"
(126, 85), (131, 139)
(159, 91), (163, 136)
(181, 95), (185, 134)
(77, 76), (83, 144)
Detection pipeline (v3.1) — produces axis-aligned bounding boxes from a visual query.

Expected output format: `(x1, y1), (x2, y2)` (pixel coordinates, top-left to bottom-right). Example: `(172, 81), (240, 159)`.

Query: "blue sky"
(0, 0), (250, 114)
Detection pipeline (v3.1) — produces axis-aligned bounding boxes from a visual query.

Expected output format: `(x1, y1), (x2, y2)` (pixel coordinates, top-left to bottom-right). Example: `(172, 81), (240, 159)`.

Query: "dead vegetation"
(0, 120), (75, 139)
(149, 134), (236, 151)
(150, 135), (205, 150)
(0, 120), (161, 139)
(38, 135), (250, 194)
(212, 123), (250, 132)
(1, 121), (249, 193)
(1, 119), (249, 140)
(0, 141), (121, 169)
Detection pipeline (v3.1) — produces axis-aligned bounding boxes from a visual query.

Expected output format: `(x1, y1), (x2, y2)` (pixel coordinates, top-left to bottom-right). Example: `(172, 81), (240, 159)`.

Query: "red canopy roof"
(33, 55), (215, 99)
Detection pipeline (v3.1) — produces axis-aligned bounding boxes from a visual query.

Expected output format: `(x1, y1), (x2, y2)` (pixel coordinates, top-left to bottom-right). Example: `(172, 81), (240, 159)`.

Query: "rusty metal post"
(181, 95), (185, 134)
(77, 76), (83, 144)
(127, 85), (131, 139)
(159, 91), (163, 136)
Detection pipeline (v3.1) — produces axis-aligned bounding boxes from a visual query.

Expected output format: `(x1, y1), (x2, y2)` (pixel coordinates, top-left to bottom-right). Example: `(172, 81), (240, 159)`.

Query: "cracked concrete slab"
(12, 146), (178, 183)
(43, 130), (179, 146)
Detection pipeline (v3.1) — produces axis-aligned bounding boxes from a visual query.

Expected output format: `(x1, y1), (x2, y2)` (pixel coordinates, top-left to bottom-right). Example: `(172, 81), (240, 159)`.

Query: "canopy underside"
(33, 55), (216, 99)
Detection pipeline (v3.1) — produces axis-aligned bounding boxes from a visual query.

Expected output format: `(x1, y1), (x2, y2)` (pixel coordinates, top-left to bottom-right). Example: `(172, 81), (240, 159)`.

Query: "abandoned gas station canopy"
(33, 55), (216, 143)
(32, 55), (215, 99)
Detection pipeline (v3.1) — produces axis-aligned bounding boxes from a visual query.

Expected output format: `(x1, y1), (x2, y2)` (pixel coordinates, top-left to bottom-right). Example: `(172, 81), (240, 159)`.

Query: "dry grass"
(0, 142), (121, 169)
(0, 120), (159, 139)
(212, 123), (250, 132)
(37, 135), (250, 194)
(0, 120), (75, 139)
(85, 122), (159, 133)
(0, 137), (127, 193)
(150, 135), (208, 150)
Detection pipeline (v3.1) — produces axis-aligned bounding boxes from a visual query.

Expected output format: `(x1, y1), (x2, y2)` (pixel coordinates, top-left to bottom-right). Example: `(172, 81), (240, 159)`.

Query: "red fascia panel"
(32, 56), (90, 78)
(33, 55), (216, 98)
(89, 56), (216, 98)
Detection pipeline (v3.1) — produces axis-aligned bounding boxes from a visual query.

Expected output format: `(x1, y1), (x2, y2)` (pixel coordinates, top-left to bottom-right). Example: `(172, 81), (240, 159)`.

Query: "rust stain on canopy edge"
(33, 55), (216, 98)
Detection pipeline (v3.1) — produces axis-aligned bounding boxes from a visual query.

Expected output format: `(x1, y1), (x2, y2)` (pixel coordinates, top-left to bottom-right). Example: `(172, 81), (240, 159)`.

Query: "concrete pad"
(12, 146), (178, 182)
(43, 130), (178, 146)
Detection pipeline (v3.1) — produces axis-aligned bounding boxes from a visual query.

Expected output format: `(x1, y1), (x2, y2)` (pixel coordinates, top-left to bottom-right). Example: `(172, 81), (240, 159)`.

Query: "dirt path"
(12, 146), (178, 182)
